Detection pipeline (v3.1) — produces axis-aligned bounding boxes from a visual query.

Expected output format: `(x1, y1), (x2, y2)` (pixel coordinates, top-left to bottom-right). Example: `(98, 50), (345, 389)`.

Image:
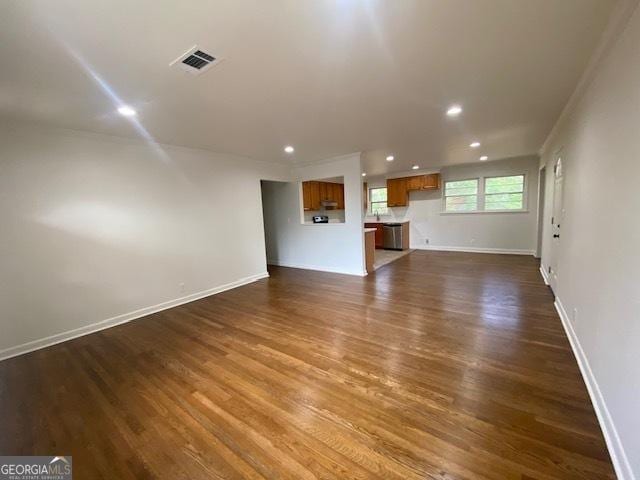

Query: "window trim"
(441, 173), (528, 214)
(442, 177), (480, 213)
(369, 186), (389, 215)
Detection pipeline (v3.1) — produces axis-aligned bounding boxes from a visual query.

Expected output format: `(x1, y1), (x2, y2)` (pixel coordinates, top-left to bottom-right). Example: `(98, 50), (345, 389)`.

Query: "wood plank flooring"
(0, 251), (615, 479)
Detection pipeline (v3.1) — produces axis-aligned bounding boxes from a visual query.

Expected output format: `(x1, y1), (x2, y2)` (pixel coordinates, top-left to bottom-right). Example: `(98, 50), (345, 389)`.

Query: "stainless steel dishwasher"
(383, 223), (404, 250)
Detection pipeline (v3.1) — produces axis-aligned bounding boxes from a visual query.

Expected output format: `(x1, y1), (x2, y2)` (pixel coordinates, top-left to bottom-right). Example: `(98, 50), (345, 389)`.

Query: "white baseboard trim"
(267, 260), (367, 277)
(539, 265), (550, 285)
(0, 271), (270, 362)
(411, 245), (536, 256)
(554, 298), (634, 480)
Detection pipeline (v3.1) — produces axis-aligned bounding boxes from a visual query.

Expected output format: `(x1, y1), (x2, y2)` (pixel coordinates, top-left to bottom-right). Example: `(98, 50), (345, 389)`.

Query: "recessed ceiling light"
(412, 165), (419, 170)
(117, 106), (136, 117)
(470, 142), (481, 148)
(284, 145), (294, 153)
(362, 172), (367, 177)
(446, 105), (462, 117)
(480, 155), (488, 161)
(386, 155), (395, 161)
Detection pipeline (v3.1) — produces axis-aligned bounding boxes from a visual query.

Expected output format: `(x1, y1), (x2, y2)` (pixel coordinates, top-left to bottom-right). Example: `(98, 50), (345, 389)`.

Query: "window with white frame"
(484, 175), (525, 210)
(444, 179), (479, 212)
(369, 187), (389, 215)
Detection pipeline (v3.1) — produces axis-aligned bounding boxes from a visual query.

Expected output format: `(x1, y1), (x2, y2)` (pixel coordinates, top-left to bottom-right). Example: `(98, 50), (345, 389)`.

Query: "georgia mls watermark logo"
(0, 456), (72, 480)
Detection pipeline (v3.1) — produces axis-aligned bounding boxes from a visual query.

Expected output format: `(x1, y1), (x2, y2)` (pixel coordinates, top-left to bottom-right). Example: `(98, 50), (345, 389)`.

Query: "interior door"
(549, 156), (564, 292)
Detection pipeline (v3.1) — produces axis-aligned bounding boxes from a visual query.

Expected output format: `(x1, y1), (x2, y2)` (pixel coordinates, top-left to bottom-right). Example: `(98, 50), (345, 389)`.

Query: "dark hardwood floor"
(0, 251), (615, 479)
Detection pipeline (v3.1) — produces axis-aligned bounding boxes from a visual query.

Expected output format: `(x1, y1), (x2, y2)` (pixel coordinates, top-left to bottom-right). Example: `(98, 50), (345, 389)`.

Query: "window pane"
(485, 175), (524, 194)
(446, 195), (478, 211)
(445, 179), (478, 196)
(370, 201), (388, 215)
(485, 193), (524, 210)
(370, 188), (387, 202)
(446, 186), (478, 196)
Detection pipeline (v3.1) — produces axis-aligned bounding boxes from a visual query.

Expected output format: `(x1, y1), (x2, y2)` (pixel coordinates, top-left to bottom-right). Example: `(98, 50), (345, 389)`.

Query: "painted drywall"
(364, 156), (540, 254)
(261, 153), (366, 276)
(539, 3), (640, 478)
(0, 121), (290, 357)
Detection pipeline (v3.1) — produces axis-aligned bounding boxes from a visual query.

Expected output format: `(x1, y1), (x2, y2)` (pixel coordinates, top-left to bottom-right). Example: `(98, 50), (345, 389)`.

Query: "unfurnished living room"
(1, 1), (640, 479)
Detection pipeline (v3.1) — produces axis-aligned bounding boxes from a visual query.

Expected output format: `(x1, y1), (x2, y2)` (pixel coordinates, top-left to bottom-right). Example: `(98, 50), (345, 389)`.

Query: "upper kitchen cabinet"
(335, 183), (345, 209)
(302, 180), (345, 211)
(387, 177), (408, 207)
(302, 181), (320, 211)
(363, 182), (368, 210)
(406, 173), (441, 191)
(422, 173), (441, 190)
(406, 175), (423, 191)
(386, 173), (441, 208)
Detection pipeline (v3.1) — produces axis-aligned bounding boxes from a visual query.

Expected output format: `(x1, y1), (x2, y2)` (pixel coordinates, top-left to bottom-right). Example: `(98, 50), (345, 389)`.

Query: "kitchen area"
(363, 172), (441, 273)
(301, 177), (345, 224)
(364, 221), (410, 272)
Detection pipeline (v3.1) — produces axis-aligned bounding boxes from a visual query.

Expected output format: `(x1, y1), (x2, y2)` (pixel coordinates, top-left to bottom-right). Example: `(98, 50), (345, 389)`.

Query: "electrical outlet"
(470, 238), (476, 244)
(179, 282), (186, 293)
(572, 307), (578, 323)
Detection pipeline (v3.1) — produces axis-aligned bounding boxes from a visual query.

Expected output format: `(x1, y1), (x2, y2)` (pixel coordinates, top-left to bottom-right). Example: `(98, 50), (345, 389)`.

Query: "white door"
(549, 156), (563, 292)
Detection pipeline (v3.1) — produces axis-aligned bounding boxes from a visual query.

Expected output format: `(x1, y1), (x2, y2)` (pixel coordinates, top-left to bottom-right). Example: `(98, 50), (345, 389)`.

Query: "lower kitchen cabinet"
(364, 223), (385, 248)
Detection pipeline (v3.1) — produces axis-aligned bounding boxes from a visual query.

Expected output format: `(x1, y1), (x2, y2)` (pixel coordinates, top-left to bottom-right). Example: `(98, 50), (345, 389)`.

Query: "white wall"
(539, 3), (640, 478)
(262, 153), (366, 276)
(0, 121), (290, 358)
(365, 155), (540, 254)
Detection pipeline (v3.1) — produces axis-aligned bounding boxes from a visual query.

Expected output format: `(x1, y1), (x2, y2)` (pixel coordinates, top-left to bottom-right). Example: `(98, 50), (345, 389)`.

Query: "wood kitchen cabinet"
(302, 181), (312, 210)
(386, 173), (441, 208)
(318, 182), (328, 202)
(364, 223), (385, 248)
(333, 183), (344, 210)
(302, 181), (320, 211)
(363, 182), (368, 210)
(406, 173), (441, 191)
(302, 181), (345, 211)
(422, 173), (441, 189)
(387, 177), (409, 207)
(406, 175), (423, 191)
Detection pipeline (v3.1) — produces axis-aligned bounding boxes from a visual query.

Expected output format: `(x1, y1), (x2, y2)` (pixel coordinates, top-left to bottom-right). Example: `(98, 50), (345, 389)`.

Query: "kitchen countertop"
(364, 220), (410, 224)
(303, 220), (344, 225)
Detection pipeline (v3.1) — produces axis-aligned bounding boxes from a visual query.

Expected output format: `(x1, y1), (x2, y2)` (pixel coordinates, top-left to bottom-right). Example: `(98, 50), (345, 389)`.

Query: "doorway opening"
(260, 180), (289, 273)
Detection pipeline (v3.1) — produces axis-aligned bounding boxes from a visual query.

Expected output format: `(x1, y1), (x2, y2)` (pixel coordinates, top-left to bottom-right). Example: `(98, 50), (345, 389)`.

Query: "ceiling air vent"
(170, 46), (222, 75)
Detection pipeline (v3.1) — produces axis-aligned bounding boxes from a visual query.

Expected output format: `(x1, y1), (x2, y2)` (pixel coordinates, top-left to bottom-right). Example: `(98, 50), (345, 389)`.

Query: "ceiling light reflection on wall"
(386, 155), (394, 161)
(470, 142), (481, 148)
(412, 165), (419, 170)
(284, 145), (295, 153)
(480, 156), (488, 161)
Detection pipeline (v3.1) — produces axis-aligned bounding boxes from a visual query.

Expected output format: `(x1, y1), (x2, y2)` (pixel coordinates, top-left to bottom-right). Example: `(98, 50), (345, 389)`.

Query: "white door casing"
(549, 155), (564, 293)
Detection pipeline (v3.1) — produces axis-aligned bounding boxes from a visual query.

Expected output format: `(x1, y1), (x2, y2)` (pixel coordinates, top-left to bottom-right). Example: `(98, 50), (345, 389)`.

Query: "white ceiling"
(0, 0), (617, 174)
